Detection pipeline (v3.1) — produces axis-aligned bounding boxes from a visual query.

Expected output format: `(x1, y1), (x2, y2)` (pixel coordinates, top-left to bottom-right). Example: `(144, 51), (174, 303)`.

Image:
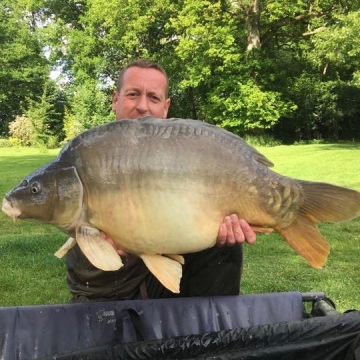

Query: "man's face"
(112, 67), (170, 120)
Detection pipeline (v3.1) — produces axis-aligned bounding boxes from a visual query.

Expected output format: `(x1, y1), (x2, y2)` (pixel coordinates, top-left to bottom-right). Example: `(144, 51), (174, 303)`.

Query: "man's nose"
(136, 95), (149, 114)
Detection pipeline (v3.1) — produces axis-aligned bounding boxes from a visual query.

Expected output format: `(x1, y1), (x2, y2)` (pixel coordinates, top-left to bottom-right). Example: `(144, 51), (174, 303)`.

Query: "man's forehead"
(122, 69), (167, 96)
(124, 67), (166, 81)
(123, 67), (166, 84)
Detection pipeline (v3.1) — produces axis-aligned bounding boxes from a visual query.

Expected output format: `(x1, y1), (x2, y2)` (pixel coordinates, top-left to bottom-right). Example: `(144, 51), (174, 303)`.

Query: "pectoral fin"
(54, 237), (77, 258)
(250, 226), (274, 234)
(165, 254), (185, 264)
(76, 226), (123, 271)
(140, 254), (183, 293)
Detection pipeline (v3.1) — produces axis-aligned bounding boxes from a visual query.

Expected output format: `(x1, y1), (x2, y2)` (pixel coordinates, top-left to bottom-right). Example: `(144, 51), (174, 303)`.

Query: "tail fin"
(299, 181), (360, 222)
(277, 181), (360, 268)
(277, 215), (330, 268)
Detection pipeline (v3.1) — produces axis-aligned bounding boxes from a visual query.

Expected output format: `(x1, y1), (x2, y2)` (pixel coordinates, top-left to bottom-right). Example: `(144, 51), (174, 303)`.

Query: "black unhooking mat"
(1, 292), (360, 360)
(51, 312), (360, 360)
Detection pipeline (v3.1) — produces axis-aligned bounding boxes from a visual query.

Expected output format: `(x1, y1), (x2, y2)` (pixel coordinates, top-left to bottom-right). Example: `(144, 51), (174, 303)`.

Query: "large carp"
(3, 116), (360, 293)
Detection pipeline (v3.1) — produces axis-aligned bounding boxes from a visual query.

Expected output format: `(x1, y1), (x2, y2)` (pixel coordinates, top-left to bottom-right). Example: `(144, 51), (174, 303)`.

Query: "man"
(66, 59), (256, 302)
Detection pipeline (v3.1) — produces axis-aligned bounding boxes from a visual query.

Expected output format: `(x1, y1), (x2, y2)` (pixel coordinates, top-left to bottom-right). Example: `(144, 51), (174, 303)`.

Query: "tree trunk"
(245, 0), (261, 51)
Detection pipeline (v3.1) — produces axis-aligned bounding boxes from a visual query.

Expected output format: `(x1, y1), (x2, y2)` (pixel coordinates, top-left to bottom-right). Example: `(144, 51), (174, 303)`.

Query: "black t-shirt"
(66, 243), (243, 302)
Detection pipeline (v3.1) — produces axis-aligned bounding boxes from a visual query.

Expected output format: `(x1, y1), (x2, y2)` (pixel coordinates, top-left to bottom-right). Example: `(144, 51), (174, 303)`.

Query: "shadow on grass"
(295, 142), (360, 151)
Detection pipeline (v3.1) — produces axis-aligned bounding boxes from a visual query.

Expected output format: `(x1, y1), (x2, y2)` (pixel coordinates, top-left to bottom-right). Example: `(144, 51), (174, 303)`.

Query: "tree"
(41, 0), (181, 131)
(166, 0), (299, 133)
(63, 79), (114, 139)
(274, 9), (360, 141)
(238, 0), (360, 141)
(25, 0), (360, 142)
(0, 0), (49, 135)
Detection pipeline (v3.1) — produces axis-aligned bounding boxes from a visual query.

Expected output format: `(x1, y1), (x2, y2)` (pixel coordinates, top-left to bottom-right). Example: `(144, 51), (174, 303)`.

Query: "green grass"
(0, 148), (70, 306)
(0, 144), (360, 311)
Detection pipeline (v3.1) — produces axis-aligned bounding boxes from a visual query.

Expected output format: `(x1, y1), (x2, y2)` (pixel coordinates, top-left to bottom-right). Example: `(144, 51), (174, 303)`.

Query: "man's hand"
(100, 231), (129, 257)
(217, 214), (256, 247)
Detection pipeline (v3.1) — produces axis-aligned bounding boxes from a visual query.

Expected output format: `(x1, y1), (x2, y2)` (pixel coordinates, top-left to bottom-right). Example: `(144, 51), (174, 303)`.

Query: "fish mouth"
(1, 198), (21, 221)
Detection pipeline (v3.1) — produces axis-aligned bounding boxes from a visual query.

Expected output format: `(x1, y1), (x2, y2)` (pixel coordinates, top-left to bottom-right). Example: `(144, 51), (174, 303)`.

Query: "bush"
(62, 110), (84, 143)
(8, 115), (61, 149)
(245, 134), (281, 147)
(46, 135), (60, 149)
(8, 115), (36, 146)
(0, 138), (12, 147)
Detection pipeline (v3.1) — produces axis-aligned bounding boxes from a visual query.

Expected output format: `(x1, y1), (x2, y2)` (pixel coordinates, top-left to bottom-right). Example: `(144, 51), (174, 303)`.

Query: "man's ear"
(111, 91), (119, 112)
(163, 98), (171, 118)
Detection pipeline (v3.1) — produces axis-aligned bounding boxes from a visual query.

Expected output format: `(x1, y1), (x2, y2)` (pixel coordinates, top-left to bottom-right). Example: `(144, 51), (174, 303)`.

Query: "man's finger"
(225, 215), (236, 245)
(217, 223), (227, 246)
(239, 218), (256, 244)
(230, 214), (245, 244)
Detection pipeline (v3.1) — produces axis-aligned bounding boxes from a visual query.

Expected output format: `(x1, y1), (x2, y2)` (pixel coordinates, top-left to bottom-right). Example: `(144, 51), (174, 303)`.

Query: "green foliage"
(8, 115), (37, 147)
(27, 95), (54, 147)
(275, 8), (360, 143)
(0, 0), (49, 134)
(6, 82), (67, 148)
(1, 0), (360, 142)
(65, 80), (114, 133)
(210, 80), (297, 134)
(0, 139), (12, 148)
(168, 0), (238, 89)
(245, 133), (281, 147)
(309, 11), (360, 82)
(24, 84), (64, 148)
(62, 108), (84, 143)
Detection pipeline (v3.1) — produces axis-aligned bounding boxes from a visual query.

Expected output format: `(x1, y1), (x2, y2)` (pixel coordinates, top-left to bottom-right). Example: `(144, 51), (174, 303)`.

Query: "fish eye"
(21, 180), (29, 187)
(30, 182), (41, 194)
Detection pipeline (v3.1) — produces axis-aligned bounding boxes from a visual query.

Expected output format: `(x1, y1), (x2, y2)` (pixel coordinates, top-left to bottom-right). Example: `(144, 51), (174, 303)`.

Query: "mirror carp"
(3, 116), (360, 292)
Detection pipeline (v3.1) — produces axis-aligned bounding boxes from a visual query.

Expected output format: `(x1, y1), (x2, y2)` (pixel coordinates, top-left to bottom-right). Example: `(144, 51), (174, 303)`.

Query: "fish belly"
(87, 183), (227, 255)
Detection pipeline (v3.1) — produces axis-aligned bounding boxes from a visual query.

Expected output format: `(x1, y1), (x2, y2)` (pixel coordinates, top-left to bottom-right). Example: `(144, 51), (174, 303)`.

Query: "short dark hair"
(116, 59), (169, 97)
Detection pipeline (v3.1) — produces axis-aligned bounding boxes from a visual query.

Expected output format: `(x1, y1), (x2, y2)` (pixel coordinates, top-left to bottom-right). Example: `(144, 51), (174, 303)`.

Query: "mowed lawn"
(0, 143), (359, 311)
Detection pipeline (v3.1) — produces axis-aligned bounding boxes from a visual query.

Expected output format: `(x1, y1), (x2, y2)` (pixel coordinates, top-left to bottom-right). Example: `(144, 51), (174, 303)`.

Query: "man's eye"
(127, 92), (138, 98)
(150, 95), (160, 102)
